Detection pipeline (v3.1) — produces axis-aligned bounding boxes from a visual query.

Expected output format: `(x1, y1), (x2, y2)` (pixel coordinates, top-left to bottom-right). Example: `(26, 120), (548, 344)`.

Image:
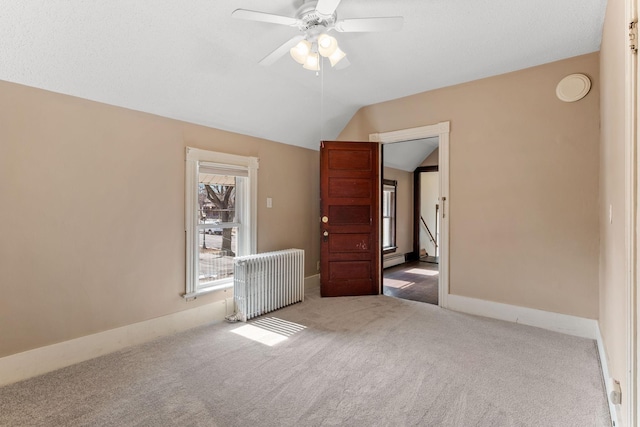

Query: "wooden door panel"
(328, 178), (372, 198)
(325, 279), (374, 296)
(328, 150), (372, 170)
(320, 141), (380, 297)
(328, 206), (370, 224)
(328, 252), (376, 261)
(329, 233), (371, 253)
(330, 261), (371, 279)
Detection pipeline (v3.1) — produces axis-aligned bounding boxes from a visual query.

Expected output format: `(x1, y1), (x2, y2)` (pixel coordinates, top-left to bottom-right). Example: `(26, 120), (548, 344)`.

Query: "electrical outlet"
(267, 197), (272, 208)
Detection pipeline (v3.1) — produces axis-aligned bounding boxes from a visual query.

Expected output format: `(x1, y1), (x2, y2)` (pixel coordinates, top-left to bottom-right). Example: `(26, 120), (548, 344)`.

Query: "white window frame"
(184, 147), (258, 298)
(382, 179), (397, 253)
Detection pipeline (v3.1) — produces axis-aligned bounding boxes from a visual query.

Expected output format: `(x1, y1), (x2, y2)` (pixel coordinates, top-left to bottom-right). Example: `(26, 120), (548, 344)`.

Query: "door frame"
(370, 121), (450, 308)
(629, 1), (639, 425)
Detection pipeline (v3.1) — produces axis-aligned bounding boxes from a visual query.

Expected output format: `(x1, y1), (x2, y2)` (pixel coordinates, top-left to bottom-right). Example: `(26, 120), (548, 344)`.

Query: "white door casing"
(370, 121), (450, 308)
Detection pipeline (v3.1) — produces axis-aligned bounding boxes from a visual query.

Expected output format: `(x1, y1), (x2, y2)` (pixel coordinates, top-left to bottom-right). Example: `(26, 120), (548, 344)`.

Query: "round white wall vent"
(556, 74), (591, 102)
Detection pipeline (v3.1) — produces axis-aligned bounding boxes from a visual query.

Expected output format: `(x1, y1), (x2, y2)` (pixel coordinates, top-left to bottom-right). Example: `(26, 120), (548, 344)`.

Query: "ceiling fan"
(232, 0), (403, 71)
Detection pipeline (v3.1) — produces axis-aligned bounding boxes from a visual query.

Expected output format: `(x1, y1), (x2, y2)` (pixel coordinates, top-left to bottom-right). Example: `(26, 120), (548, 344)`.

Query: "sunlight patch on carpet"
(231, 317), (306, 346)
(252, 317), (307, 336)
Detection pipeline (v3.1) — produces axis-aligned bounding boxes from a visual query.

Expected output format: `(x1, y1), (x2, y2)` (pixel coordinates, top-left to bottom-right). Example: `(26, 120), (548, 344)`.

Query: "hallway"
(382, 260), (438, 305)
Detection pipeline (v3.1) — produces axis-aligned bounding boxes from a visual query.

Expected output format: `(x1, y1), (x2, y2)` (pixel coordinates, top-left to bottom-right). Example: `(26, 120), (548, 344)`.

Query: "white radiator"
(233, 249), (304, 321)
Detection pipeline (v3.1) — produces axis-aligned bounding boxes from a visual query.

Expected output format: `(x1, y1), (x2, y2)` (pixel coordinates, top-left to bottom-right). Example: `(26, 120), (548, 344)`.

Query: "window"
(185, 148), (258, 298)
(382, 179), (397, 254)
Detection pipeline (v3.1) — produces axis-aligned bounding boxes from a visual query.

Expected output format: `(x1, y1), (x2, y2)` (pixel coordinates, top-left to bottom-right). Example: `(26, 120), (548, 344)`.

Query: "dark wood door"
(320, 141), (380, 297)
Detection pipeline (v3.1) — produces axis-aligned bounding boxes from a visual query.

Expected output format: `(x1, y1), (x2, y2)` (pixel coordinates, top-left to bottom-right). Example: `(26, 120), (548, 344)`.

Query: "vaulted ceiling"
(0, 0), (607, 151)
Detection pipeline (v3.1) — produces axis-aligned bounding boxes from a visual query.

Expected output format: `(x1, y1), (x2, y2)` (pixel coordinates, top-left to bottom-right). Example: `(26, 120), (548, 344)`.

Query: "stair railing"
(420, 216), (438, 251)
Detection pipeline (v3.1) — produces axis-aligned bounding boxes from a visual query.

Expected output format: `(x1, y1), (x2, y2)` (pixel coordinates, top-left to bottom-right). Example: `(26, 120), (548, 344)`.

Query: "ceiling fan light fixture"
(328, 47), (346, 67)
(317, 33), (338, 57)
(303, 52), (320, 71)
(232, 3), (404, 71)
(290, 39), (311, 64)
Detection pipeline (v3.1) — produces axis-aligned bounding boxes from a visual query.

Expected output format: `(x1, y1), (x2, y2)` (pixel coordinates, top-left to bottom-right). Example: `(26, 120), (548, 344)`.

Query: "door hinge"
(630, 20), (638, 54)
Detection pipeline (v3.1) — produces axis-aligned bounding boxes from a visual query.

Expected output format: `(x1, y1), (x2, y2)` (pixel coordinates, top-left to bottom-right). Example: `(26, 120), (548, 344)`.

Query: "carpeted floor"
(0, 287), (610, 426)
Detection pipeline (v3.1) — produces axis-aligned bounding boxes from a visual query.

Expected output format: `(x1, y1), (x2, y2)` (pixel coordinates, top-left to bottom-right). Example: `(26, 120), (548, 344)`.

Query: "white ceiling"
(0, 0), (606, 151)
(384, 138), (439, 172)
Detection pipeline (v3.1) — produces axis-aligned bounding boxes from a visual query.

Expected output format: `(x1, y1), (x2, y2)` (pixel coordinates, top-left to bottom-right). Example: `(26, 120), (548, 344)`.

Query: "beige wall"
(0, 80), (320, 358)
(599, 0), (628, 423)
(340, 53), (600, 319)
(420, 172), (439, 257)
(383, 167), (413, 256)
(421, 147), (439, 166)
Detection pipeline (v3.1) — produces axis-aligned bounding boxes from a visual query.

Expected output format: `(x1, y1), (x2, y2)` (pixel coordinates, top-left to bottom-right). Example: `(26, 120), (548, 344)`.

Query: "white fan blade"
(335, 17), (404, 32)
(332, 56), (350, 70)
(232, 9), (301, 27)
(315, 0), (342, 16)
(259, 35), (305, 66)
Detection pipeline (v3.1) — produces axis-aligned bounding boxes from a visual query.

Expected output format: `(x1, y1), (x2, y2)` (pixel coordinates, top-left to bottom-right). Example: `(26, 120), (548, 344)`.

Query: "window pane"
(382, 198), (387, 216)
(382, 218), (391, 247)
(197, 171), (239, 288)
(198, 179), (237, 225)
(382, 181), (396, 250)
(198, 227), (238, 287)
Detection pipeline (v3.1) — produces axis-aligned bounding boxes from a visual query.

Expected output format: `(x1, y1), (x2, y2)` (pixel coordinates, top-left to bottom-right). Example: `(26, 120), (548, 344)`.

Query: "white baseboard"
(305, 274), (320, 292)
(446, 294), (598, 339)
(0, 274), (320, 387)
(0, 297), (234, 387)
(596, 325), (623, 427)
(383, 253), (405, 269)
(447, 294), (617, 422)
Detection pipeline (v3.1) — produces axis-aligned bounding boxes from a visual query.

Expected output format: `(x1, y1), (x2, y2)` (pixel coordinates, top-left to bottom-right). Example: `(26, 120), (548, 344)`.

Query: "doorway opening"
(380, 139), (439, 305)
(370, 121), (450, 308)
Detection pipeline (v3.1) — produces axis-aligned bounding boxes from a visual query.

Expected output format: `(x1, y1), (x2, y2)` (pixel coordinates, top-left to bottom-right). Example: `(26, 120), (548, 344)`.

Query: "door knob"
(322, 216), (329, 223)
(323, 230), (329, 242)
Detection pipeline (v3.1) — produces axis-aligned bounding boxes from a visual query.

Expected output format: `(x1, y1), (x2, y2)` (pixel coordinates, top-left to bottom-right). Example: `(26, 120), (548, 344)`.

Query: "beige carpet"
(0, 288), (610, 426)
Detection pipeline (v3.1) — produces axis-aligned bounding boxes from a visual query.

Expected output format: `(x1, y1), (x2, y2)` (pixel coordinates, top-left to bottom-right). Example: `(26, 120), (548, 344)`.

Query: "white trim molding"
(0, 297), (234, 387)
(304, 274), (320, 292)
(369, 122), (450, 143)
(447, 294), (598, 339)
(383, 253), (405, 269)
(627, 1), (639, 425)
(597, 324), (624, 427)
(186, 147), (260, 170)
(0, 273), (320, 387)
(370, 121), (451, 308)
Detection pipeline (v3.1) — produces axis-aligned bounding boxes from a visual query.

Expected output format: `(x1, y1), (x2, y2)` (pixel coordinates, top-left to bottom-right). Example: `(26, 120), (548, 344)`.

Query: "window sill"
(183, 281), (233, 300)
(383, 246), (397, 255)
